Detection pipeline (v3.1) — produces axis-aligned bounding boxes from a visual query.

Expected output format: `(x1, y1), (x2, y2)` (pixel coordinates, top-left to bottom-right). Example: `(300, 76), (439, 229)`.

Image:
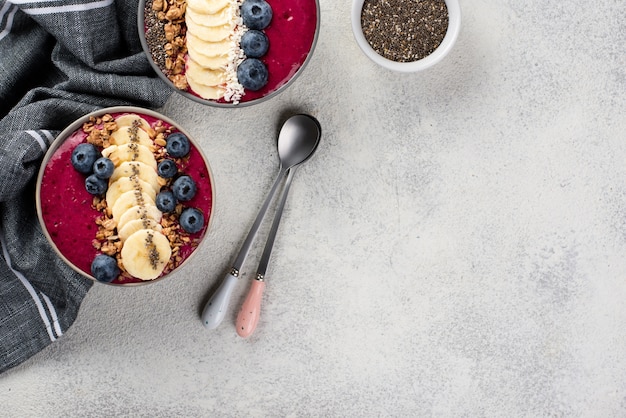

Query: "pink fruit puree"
(39, 112), (213, 285)
(226, 0), (318, 103)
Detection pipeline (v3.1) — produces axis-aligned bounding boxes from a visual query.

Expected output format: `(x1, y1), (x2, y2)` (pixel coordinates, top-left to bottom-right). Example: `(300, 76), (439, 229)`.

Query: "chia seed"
(144, 0), (168, 72)
(361, 0), (449, 63)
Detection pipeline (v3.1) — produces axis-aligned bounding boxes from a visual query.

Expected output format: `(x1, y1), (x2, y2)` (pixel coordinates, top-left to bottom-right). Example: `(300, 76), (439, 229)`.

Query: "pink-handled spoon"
(236, 117), (321, 338)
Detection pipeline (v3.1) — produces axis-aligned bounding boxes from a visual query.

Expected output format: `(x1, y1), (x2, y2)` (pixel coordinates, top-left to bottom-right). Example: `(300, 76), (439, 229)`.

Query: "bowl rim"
(137, 0), (321, 108)
(35, 106), (216, 286)
(351, 0), (461, 73)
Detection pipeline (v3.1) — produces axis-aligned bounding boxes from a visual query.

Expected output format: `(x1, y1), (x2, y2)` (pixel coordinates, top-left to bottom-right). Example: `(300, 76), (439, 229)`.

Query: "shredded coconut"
(223, 0), (246, 104)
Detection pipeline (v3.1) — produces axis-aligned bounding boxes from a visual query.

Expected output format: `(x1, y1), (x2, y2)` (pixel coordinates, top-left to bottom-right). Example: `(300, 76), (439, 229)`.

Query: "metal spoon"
(201, 114), (322, 329)
(236, 117), (321, 337)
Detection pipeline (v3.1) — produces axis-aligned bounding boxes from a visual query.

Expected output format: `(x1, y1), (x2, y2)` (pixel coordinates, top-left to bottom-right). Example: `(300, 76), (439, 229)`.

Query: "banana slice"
(121, 229), (172, 281)
(114, 114), (152, 132)
(187, 46), (230, 69)
(110, 190), (156, 223)
(118, 218), (162, 242)
(186, 58), (228, 86)
(185, 3), (233, 27)
(106, 176), (157, 210)
(186, 74), (227, 100)
(187, 0), (230, 15)
(110, 161), (160, 193)
(186, 12), (234, 42)
(109, 126), (154, 149)
(102, 143), (157, 170)
(117, 204), (163, 232)
(186, 33), (231, 58)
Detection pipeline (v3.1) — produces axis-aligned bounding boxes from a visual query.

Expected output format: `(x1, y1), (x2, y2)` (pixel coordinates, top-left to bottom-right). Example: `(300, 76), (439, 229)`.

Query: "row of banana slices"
(102, 114), (172, 281)
(185, 0), (244, 101)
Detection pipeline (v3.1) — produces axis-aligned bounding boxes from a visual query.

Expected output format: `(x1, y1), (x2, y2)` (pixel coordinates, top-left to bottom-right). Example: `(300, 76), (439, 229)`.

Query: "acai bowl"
(36, 107), (214, 286)
(138, 0), (320, 107)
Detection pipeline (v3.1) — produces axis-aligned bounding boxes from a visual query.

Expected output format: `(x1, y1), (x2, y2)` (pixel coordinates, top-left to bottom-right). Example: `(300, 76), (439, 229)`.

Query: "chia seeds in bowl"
(36, 107), (215, 286)
(351, 0), (461, 72)
(138, 0), (320, 107)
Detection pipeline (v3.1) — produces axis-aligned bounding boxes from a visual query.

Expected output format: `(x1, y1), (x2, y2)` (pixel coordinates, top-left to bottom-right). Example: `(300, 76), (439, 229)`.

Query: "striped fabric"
(0, 0), (171, 373)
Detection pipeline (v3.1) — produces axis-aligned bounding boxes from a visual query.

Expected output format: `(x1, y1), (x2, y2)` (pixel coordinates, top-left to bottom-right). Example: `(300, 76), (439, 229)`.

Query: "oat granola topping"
(87, 114), (196, 279)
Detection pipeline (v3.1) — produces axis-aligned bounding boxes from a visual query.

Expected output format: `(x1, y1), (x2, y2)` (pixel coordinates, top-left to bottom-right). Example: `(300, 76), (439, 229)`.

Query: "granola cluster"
(146, 0), (189, 90)
(84, 114), (195, 280)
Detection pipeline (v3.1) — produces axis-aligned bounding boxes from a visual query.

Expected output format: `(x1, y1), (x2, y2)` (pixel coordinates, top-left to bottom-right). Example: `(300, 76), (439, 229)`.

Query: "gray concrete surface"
(2, 0), (626, 416)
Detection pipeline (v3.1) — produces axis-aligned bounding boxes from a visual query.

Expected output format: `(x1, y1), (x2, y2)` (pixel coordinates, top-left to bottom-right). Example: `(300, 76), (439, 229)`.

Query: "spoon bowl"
(278, 114), (322, 169)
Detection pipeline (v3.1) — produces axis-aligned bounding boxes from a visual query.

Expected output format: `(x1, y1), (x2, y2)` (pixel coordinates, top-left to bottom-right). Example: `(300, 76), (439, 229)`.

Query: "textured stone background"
(2, 0), (626, 416)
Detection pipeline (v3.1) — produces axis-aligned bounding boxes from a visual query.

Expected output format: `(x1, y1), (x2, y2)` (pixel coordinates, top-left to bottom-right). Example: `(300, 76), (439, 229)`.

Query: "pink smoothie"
(226, 0), (319, 103)
(39, 112), (213, 285)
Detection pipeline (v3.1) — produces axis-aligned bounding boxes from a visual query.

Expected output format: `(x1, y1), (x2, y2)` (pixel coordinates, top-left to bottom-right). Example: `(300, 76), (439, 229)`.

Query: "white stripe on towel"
(8, 0), (66, 4)
(0, 3), (18, 42)
(41, 292), (63, 337)
(20, 0), (113, 15)
(26, 130), (48, 153)
(41, 130), (55, 144)
(0, 226), (57, 341)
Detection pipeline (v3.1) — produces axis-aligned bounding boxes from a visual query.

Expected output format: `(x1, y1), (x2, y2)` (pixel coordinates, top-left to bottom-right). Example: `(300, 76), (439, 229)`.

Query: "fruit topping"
(102, 143), (157, 169)
(91, 254), (120, 283)
(71, 143), (100, 174)
(166, 132), (191, 157)
(110, 190), (156, 224)
(172, 175), (197, 201)
(157, 159), (178, 178)
(237, 58), (269, 91)
(240, 29), (269, 58)
(106, 176), (156, 210)
(121, 229), (172, 281)
(156, 190), (177, 213)
(110, 161), (160, 193)
(85, 174), (108, 195)
(117, 204), (162, 232)
(180, 207), (205, 234)
(241, 0), (273, 30)
(93, 157), (115, 179)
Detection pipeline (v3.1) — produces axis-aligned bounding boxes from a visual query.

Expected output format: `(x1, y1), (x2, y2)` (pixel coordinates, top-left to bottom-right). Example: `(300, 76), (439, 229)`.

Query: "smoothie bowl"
(36, 107), (214, 286)
(138, 0), (320, 107)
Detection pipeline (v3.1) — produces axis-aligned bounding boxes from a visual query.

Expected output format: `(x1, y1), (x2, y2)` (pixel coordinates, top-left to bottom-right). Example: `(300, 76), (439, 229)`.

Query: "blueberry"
(91, 254), (120, 282)
(172, 175), (197, 201)
(85, 174), (108, 195)
(93, 157), (114, 179)
(156, 190), (177, 213)
(166, 132), (190, 158)
(241, 30), (269, 58)
(71, 143), (100, 174)
(157, 159), (178, 178)
(241, 0), (273, 30)
(237, 58), (268, 91)
(179, 207), (204, 234)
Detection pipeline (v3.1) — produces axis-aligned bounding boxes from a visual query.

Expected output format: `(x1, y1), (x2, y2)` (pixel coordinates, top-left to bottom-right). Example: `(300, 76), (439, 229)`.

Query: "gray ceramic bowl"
(138, 0), (320, 107)
(36, 106), (215, 286)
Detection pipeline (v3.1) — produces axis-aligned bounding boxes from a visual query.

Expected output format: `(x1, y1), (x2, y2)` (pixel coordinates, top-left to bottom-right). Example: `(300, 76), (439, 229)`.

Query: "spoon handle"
(233, 167), (287, 270)
(257, 168), (295, 277)
(201, 168), (286, 329)
(235, 278), (265, 338)
(202, 272), (238, 329)
(236, 169), (296, 337)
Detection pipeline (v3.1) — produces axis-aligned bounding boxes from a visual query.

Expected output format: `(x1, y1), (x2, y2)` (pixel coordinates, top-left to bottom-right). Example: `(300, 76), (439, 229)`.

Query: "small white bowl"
(351, 0), (461, 72)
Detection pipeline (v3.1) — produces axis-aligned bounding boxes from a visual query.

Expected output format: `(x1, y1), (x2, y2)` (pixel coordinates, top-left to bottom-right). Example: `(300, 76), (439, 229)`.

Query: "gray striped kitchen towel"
(0, 0), (170, 373)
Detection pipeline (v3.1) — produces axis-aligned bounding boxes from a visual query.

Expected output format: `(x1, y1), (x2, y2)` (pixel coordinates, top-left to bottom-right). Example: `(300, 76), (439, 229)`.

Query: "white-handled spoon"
(201, 114), (321, 329)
